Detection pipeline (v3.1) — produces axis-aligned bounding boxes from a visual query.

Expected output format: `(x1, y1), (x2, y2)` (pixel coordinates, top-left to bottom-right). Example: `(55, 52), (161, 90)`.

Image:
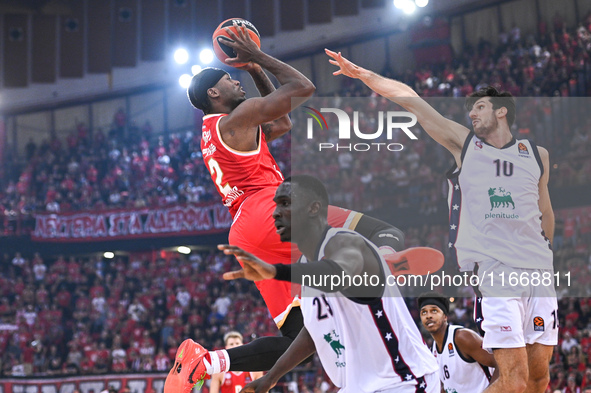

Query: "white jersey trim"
(212, 114), (263, 156)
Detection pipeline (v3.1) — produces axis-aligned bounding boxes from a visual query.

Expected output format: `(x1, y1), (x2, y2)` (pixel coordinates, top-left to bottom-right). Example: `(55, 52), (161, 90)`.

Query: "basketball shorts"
(376, 372), (439, 393)
(474, 260), (559, 349)
(229, 187), (365, 328)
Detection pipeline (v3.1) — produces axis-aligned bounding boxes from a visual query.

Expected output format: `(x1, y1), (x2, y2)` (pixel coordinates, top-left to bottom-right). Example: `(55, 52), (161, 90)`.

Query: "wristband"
(274, 263), (292, 281)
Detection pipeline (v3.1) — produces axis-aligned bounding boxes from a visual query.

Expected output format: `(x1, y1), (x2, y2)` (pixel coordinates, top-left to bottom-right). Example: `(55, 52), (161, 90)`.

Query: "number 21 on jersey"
(313, 295), (334, 320)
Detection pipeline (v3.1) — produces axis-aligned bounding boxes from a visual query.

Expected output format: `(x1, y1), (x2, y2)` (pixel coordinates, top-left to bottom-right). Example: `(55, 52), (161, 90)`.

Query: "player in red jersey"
(201, 110), (403, 327)
(209, 332), (263, 393)
(165, 25), (407, 393)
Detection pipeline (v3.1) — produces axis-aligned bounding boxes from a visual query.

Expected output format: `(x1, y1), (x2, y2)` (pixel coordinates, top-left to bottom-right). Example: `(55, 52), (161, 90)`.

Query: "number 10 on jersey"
(493, 159), (513, 177)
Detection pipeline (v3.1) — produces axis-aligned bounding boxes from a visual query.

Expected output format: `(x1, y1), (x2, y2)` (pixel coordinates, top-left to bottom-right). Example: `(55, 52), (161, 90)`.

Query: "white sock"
(205, 350), (230, 375)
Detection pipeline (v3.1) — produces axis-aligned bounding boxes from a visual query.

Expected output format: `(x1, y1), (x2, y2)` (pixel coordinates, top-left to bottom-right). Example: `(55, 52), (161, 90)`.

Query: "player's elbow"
(296, 80), (316, 98)
(306, 80), (316, 95)
(289, 82), (315, 109)
(281, 116), (293, 130)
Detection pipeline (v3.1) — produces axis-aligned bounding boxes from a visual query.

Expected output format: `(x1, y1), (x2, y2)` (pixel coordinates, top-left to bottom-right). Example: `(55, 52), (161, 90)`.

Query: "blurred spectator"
(127, 298), (147, 322)
(563, 331), (580, 354)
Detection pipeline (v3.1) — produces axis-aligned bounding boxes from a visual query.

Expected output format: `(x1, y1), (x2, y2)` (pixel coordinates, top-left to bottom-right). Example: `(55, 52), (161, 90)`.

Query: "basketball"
(212, 18), (261, 67)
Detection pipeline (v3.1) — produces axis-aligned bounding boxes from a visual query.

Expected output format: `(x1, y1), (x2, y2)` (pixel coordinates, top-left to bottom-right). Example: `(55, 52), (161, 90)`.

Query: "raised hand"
(218, 244), (277, 282)
(325, 48), (365, 79)
(223, 23), (262, 66)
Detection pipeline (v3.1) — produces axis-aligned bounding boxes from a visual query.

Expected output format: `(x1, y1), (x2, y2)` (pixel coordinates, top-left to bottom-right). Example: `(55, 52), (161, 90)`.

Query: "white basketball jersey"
(432, 325), (491, 393)
(447, 134), (553, 271)
(301, 228), (438, 393)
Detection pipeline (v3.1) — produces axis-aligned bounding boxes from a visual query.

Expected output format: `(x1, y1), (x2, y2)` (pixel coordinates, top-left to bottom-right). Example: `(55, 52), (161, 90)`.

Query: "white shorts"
(370, 372), (440, 393)
(475, 260), (559, 350)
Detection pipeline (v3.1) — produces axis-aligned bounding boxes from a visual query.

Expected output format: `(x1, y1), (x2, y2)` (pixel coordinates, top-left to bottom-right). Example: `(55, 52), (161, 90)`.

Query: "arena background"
(0, 0), (590, 392)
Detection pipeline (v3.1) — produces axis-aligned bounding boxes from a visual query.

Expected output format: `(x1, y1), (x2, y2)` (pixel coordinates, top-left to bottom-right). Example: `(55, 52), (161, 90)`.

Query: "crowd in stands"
(408, 13), (591, 99)
(0, 122), (217, 234)
(0, 249), (278, 377)
(0, 230), (590, 391)
(0, 109), (292, 235)
(1, 9), (591, 393)
(1, 12), (591, 234)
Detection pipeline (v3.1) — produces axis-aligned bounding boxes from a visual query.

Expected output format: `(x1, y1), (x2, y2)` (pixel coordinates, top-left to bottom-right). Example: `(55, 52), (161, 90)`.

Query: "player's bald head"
(283, 175), (329, 217)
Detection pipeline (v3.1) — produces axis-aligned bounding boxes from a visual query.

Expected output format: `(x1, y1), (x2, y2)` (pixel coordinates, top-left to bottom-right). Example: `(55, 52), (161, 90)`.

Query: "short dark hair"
(465, 85), (516, 127)
(417, 291), (450, 315)
(285, 175), (329, 216)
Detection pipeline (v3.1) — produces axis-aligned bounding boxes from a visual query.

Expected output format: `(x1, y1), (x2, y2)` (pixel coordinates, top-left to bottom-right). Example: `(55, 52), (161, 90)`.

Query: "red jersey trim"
(206, 113), (263, 156)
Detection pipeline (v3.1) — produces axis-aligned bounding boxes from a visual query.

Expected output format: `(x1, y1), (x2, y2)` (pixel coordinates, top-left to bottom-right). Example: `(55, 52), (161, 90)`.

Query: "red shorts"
(228, 186), (363, 327)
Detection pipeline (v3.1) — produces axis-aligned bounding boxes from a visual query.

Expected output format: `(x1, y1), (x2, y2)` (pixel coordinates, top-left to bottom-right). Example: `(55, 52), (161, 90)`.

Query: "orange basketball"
(212, 18), (261, 67)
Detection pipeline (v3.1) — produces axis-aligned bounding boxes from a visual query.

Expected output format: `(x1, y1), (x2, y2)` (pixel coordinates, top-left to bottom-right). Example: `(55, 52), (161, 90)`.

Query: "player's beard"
(423, 318), (443, 334)
(473, 115), (499, 140)
(232, 96), (247, 110)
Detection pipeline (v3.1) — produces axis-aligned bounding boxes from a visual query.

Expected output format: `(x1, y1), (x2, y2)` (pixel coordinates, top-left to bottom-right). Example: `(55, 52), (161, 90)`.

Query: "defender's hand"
(325, 48), (364, 79)
(218, 245), (277, 282)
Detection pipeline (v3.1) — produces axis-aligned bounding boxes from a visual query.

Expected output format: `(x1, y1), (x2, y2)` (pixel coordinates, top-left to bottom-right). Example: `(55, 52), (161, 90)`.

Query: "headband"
(418, 292), (450, 315)
(187, 67), (229, 111)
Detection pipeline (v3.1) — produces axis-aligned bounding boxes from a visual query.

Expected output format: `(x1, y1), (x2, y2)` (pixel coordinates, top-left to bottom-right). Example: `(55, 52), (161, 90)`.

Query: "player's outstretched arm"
(220, 239), (376, 292)
(240, 327), (316, 393)
(223, 25), (315, 132)
(325, 48), (469, 161)
(218, 245), (277, 282)
(537, 147), (554, 244)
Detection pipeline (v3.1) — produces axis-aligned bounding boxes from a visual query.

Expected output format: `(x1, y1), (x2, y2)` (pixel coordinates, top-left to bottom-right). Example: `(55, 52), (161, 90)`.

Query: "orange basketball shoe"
(380, 246), (444, 276)
(164, 339), (210, 393)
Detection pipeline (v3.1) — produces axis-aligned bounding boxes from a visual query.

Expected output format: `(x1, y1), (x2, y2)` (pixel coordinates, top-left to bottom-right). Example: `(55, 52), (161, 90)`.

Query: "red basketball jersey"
(201, 114), (284, 218)
(221, 371), (252, 393)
